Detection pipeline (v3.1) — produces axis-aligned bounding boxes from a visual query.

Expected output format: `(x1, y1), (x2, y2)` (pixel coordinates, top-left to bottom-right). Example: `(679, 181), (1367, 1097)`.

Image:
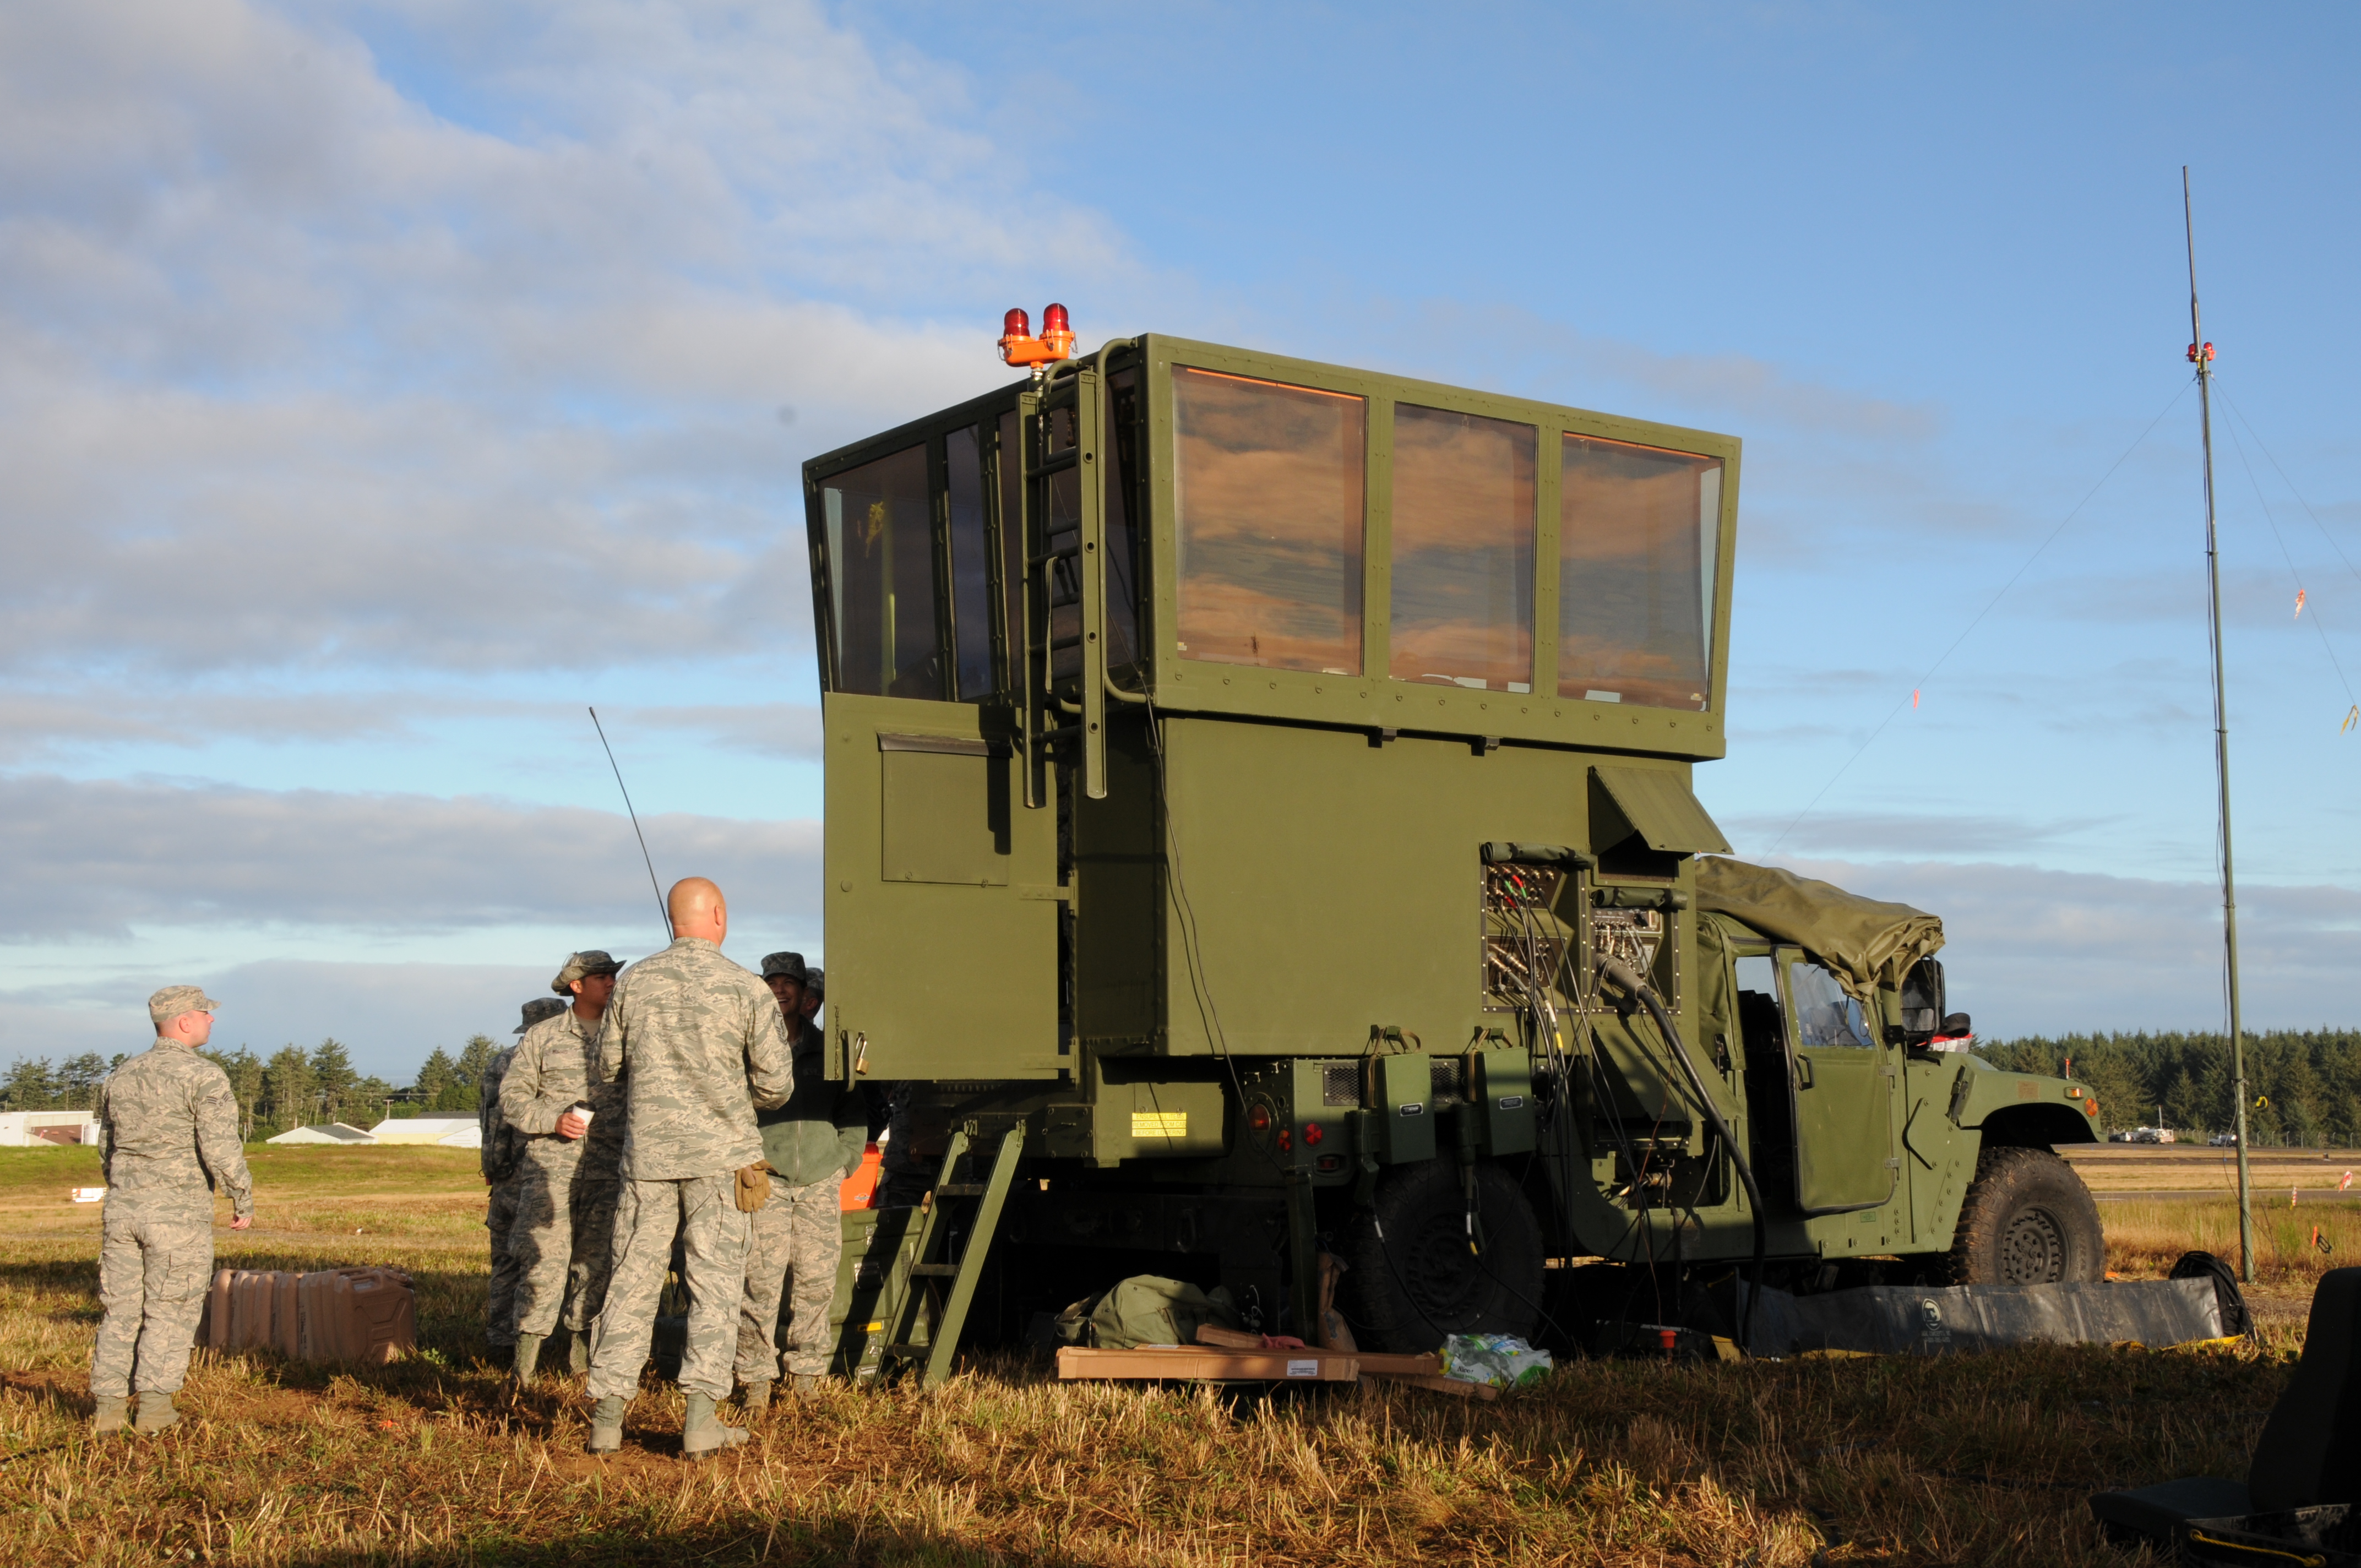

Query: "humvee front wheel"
(1944, 1146), (2105, 1284)
(1340, 1161), (1544, 1353)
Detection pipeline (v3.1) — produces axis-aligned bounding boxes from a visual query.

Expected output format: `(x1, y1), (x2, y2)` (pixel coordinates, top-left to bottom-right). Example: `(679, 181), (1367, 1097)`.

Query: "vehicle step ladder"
(874, 1120), (1027, 1387)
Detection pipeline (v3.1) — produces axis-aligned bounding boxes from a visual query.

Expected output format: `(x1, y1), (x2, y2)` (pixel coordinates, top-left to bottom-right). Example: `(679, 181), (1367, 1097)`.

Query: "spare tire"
(1340, 1160), (1544, 1353)
(1944, 1145), (2106, 1284)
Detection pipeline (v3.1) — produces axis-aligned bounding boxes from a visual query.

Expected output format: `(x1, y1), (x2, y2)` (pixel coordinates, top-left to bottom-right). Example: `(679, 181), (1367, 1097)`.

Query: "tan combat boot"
(790, 1374), (823, 1397)
(586, 1395), (627, 1457)
(132, 1394), (179, 1435)
(511, 1332), (545, 1384)
(680, 1392), (749, 1461)
(567, 1329), (591, 1377)
(738, 1379), (772, 1417)
(92, 1395), (129, 1435)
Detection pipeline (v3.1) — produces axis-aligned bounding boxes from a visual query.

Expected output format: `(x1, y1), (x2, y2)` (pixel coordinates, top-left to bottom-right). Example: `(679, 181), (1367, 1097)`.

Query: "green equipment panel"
(824, 693), (1063, 1079)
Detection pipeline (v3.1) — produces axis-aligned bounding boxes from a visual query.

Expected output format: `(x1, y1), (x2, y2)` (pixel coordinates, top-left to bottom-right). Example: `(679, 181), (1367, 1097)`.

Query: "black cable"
(1603, 956), (1768, 1355)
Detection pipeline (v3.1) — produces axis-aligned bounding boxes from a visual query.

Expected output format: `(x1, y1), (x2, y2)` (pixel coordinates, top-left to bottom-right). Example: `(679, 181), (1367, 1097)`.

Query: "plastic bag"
(1440, 1332), (1554, 1389)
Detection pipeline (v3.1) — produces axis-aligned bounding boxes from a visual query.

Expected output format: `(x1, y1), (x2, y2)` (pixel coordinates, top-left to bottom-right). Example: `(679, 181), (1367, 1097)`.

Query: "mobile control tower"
(803, 322), (2101, 1378)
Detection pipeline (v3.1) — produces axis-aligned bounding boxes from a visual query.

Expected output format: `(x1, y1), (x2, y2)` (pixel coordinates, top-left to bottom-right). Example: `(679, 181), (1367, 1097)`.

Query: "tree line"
(1976, 1028), (2361, 1147)
(1, 1035), (508, 1141)
(10, 1025), (2359, 1148)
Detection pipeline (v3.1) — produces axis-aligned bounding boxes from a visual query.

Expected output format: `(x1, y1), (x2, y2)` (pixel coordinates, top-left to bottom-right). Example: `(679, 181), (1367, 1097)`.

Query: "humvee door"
(1734, 948), (1898, 1214)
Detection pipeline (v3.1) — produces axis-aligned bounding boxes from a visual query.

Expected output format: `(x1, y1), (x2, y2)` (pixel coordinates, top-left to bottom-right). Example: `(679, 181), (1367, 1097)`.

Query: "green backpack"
(1056, 1275), (1244, 1349)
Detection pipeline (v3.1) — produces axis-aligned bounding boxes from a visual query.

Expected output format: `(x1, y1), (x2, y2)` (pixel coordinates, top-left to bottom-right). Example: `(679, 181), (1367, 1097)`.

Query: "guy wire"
(588, 705), (672, 940)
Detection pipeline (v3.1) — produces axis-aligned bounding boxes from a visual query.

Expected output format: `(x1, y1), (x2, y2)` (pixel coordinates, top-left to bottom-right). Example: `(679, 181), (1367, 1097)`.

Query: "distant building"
(365, 1116), (481, 1148)
(266, 1123), (378, 1146)
(0, 1110), (100, 1146)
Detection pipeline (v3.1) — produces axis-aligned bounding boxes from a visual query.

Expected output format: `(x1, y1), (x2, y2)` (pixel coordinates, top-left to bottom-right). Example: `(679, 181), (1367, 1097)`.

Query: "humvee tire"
(1944, 1145), (2106, 1285)
(1341, 1161), (1545, 1353)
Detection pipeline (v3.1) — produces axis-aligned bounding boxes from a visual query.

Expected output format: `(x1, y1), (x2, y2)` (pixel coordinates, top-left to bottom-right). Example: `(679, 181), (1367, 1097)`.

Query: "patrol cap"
(760, 951), (807, 982)
(803, 966), (824, 1000)
(148, 984), (219, 1025)
(551, 950), (622, 995)
(515, 997), (567, 1035)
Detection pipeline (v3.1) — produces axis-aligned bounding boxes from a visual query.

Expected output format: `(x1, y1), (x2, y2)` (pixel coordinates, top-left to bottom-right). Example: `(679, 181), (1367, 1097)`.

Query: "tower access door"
(812, 427), (1065, 1081)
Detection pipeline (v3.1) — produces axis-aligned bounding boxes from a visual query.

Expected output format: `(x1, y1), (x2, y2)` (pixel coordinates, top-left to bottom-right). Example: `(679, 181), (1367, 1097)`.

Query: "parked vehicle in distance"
(2210, 1132), (2240, 1147)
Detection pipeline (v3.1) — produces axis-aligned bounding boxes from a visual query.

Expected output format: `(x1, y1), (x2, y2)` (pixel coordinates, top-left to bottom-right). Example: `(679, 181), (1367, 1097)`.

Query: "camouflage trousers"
(735, 1174), (844, 1382)
(485, 1177), (523, 1346)
(584, 1173), (749, 1403)
(509, 1139), (589, 1337)
(564, 1177), (620, 1334)
(90, 1204), (214, 1398)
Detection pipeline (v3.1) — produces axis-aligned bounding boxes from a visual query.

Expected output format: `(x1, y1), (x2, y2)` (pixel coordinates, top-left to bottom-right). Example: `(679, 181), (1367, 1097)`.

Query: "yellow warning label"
(1131, 1111), (1189, 1139)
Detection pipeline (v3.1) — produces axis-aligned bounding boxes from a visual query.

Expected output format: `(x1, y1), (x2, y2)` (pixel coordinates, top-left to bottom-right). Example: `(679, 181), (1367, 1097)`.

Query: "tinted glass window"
(822, 445), (942, 699)
(945, 426), (993, 700)
(1105, 368), (1145, 669)
(997, 410), (1021, 682)
(1559, 434), (1721, 710)
(1172, 367), (1366, 673)
(1389, 405), (1535, 692)
(1788, 961), (1873, 1048)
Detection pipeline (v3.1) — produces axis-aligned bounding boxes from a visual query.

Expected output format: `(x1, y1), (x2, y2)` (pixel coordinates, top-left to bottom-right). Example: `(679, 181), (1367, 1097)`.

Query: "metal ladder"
(874, 1120), (1028, 1387)
(1015, 358), (1109, 807)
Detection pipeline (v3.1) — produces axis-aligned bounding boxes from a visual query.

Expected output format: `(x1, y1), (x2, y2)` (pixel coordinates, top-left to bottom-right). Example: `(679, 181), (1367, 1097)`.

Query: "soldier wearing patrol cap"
(497, 951), (625, 1382)
(482, 998), (563, 1357)
(89, 986), (254, 1435)
(732, 952), (865, 1412)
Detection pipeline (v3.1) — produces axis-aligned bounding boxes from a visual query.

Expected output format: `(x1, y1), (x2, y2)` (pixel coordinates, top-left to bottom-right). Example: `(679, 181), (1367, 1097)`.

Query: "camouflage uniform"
(737, 955), (867, 1384)
(583, 937), (793, 1404)
(499, 997), (624, 1337)
(483, 999), (561, 1346)
(90, 989), (254, 1402)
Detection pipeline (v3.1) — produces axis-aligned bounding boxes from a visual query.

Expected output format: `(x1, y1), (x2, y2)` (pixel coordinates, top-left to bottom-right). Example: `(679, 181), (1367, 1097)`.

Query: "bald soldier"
(89, 987), (255, 1435)
(498, 951), (625, 1382)
(583, 879), (792, 1460)
(483, 997), (564, 1357)
(733, 952), (865, 1411)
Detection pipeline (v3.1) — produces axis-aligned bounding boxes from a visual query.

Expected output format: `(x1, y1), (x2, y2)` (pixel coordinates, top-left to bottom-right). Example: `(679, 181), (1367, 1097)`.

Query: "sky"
(4, 1), (2357, 1081)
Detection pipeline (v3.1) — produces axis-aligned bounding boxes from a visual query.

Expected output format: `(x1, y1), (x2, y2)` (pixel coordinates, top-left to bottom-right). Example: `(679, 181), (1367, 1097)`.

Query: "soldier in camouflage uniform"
(89, 986), (255, 1435)
(733, 953), (865, 1412)
(482, 999), (562, 1355)
(583, 879), (791, 1460)
(498, 952), (625, 1382)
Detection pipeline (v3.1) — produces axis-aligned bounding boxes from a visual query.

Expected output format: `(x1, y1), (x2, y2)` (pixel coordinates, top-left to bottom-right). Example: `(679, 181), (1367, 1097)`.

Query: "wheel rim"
(1997, 1206), (2066, 1283)
(1400, 1213), (1489, 1327)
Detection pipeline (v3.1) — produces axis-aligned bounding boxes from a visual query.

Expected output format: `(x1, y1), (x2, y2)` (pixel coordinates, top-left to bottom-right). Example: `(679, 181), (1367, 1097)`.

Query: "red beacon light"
(996, 302), (1077, 369)
(2186, 341), (2216, 363)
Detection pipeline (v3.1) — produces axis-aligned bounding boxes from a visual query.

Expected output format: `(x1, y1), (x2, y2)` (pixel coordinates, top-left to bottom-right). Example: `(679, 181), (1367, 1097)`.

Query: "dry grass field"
(0, 1145), (2327, 1566)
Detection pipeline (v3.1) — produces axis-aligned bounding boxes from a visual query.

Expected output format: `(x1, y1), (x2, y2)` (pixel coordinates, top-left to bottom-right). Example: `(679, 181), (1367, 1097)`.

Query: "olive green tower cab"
(803, 334), (2099, 1367)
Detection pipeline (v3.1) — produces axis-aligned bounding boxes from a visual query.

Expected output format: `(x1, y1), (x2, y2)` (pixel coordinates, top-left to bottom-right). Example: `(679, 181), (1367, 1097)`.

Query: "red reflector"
(1248, 1103), (1270, 1132)
(1277, 1128), (1292, 1152)
(1303, 1122), (1324, 1146)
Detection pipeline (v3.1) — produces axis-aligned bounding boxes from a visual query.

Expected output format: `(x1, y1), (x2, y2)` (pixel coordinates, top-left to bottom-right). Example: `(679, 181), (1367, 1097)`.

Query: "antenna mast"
(589, 706), (673, 941)
(2184, 167), (2254, 1283)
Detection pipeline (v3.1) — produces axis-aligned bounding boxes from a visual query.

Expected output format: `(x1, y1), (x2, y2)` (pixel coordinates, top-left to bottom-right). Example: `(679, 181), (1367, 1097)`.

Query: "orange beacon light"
(998, 303), (1076, 367)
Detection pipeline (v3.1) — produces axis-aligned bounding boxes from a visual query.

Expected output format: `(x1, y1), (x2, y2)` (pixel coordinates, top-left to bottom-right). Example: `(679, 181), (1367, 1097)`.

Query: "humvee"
(802, 326), (2102, 1371)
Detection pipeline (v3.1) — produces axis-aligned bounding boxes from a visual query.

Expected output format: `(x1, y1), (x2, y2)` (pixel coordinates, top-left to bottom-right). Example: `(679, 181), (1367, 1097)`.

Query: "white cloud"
(0, 771), (819, 939)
